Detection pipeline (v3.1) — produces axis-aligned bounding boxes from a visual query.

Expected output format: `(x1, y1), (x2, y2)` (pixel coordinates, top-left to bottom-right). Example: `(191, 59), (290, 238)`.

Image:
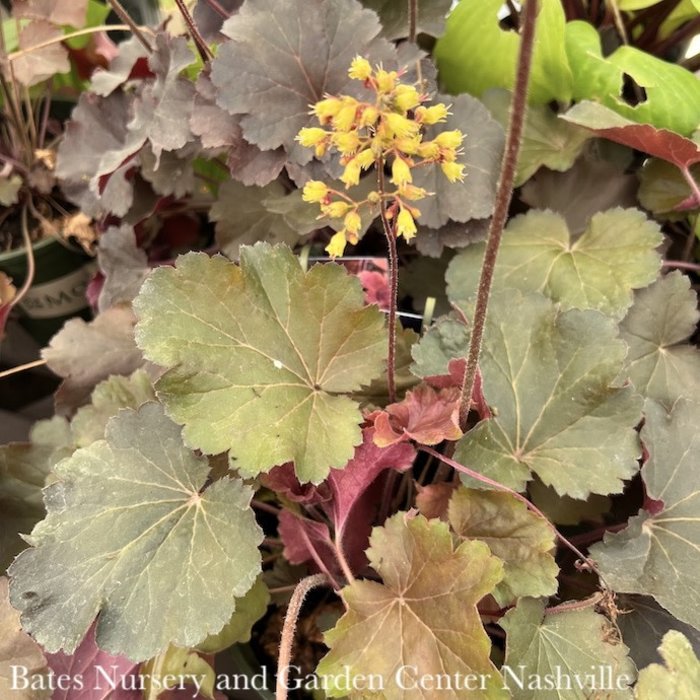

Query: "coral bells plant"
(298, 56), (465, 257)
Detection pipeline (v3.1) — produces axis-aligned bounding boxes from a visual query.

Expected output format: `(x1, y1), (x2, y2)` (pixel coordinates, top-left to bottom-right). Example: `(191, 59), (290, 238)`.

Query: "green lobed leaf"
(451, 292), (642, 498)
(317, 512), (507, 698)
(638, 159), (700, 216)
(447, 487), (558, 606)
(195, 577), (270, 653)
(590, 399), (700, 630)
(447, 208), (663, 319)
(635, 631), (700, 699)
(8, 403), (263, 661)
(501, 598), (636, 699)
(565, 21), (700, 136)
(482, 90), (589, 187)
(134, 244), (387, 483)
(434, 0), (573, 105)
(620, 272), (700, 407)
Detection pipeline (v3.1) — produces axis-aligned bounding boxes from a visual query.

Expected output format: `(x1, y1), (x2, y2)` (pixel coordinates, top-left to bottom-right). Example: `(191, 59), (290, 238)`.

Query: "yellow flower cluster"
(296, 56), (466, 257)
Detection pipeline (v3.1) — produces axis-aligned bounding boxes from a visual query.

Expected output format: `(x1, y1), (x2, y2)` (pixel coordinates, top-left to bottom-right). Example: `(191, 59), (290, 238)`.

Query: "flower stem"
(458, 0), (538, 430)
(377, 158), (398, 404)
(275, 573), (329, 700)
(408, 0), (418, 43)
(105, 0), (153, 52)
(173, 0), (214, 62)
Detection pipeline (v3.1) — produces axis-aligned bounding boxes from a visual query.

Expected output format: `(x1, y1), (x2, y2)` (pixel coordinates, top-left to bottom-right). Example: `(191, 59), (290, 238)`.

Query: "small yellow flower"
(302, 180), (329, 203)
(312, 97), (342, 124)
(417, 140), (440, 159)
(384, 112), (419, 139)
(340, 158), (362, 187)
(391, 157), (412, 186)
(396, 207), (417, 240)
(398, 184), (428, 200)
(326, 230), (348, 258)
(394, 137), (421, 155)
(321, 201), (352, 218)
(434, 129), (464, 150)
(375, 68), (397, 93)
(332, 131), (362, 155)
(393, 85), (422, 112)
(359, 105), (379, 128)
(415, 104), (450, 125)
(441, 161), (466, 182)
(333, 99), (359, 131)
(348, 56), (372, 81)
(296, 127), (328, 147)
(344, 210), (362, 235)
(355, 148), (375, 169)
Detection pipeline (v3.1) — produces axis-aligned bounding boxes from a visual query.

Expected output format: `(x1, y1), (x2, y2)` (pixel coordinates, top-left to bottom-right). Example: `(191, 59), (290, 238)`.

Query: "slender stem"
(275, 574), (329, 700)
(419, 446), (606, 582)
(11, 204), (36, 309)
(457, 0), (538, 430)
(663, 260), (700, 272)
(376, 159), (398, 404)
(252, 499), (280, 516)
(173, 0), (214, 62)
(333, 530), (356, 584)
(298, 520), (341, 590)
(0, 358), (48, 379)
(408, 0), (418, 43)
(7, 25), (133, 61)
(681, 166), (700, 207)
(608, 0), (630, 44)
(651, 14), (700, 55)
(546, 593), (603, 615)
(105, 0), (154, 52)
(204, 0), (231, 19)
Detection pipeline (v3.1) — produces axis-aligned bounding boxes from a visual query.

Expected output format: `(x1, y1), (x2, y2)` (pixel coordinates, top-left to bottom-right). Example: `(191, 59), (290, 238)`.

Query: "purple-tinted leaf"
(97, 226), (150, 313)
(563, 101), (700, 170)
(42, 306), (145, 414)
(210, 0), (395, 165)
(90, 36), (151, 97)
(12, 20), (69, 86)
(412, 94), (504, 228)
(192, 0), (243, 42)
(414, 218), (489, 258)
(361, 0), (451, 40)
(47, 625), (140, 700)
(278, 510), (336, 571)
(13, 0), (88, 27)
(190, 75), (240, 150)
(127, 34), (197, 163)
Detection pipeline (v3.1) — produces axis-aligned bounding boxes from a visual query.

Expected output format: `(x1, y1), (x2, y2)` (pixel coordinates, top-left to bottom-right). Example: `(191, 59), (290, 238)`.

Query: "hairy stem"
(334, 530), (356, 584)
(408, 0), (418, 43)
(276, 573), (329, 700)
(105, 0), (154, 52)
(173, 0), (214, 62)
(663, 259), (700, 272)
(377, 159), (398, 404)
(681, 166), (700, 207)
(419, 446), (607, 584)
(458, 0), (538, 430)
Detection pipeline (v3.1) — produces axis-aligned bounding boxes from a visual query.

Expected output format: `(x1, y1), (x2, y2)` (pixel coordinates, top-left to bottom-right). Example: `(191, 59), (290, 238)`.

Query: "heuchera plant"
(2, 0), (700, 699)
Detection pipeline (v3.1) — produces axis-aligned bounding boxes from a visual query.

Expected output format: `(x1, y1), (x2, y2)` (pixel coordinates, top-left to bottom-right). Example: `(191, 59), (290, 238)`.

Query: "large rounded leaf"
(9, 403), (263, 661)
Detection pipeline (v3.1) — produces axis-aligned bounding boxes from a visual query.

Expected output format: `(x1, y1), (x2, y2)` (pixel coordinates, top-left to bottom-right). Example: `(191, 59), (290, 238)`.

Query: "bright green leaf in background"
(317, 513), (507, 698)
(450, 293), (642, 498)
(635, 631), (700, 699)
(8, 403), (263, 661)
(447, 208), (662, 319)
(134, 244), (387, 483)
(501, 598), (636, 699)
(447, 487), (558, 606)
(620, 272), (700, 407)
(565, 21), (700, 135)
(435, 0), (573, 105)
(591, 399), (700, 631)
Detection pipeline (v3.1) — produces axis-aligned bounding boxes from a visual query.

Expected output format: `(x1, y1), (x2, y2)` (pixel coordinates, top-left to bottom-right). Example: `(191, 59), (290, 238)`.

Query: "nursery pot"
(0, 236), (96, 345)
